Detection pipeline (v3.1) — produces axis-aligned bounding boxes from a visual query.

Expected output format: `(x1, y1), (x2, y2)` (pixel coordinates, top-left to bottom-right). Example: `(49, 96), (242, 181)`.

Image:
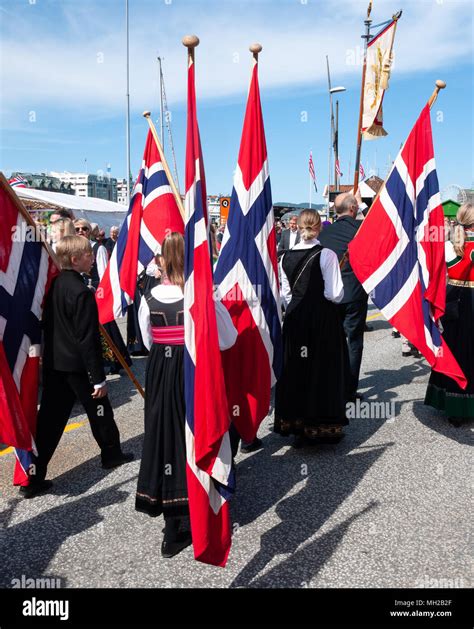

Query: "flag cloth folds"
(96, 130), (184, 325)
(359, 163), (366, 179)
(362, 16), (399, 140)
(0, 176), (57, 485)
(184, 50), (234, 567)
(335, 158), (342, 178)
(214, 53), (282, 444)
(309, 152), (317, 192)
(349, 104), (466, 388)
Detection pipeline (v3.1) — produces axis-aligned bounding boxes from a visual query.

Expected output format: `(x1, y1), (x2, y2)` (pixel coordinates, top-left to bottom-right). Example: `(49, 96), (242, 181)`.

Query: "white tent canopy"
(15, 187), (128, 230)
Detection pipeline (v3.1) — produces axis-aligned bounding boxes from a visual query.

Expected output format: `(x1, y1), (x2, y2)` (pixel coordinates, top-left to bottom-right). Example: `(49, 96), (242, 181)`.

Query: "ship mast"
(157, 56), (180, 193)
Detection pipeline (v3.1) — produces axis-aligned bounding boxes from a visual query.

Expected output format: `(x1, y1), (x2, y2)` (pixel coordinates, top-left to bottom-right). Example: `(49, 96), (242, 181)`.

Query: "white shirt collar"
(292, 237), (320, 249)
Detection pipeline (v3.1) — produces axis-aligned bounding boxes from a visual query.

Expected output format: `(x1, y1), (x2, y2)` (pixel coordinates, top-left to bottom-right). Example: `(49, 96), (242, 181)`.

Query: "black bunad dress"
(275, 244), (350, 441)
(135, 284), (189, 518)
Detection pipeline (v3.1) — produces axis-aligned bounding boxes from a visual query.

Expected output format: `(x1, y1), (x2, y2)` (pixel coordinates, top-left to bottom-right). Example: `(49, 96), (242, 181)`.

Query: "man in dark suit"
(277, 214), (301, 256)
(104, 225), (119, 258)
(22, 235), (133, 498)
(319, 193), (368, 401)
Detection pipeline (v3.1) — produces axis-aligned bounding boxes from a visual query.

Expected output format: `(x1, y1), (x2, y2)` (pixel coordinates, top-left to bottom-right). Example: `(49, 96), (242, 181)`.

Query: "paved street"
(0, 309), (471, 589)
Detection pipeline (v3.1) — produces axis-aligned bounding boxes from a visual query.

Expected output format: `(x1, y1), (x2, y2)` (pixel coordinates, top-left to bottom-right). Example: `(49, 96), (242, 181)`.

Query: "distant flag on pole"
(335, 158), (343, 178)
(96, 130), (184, 325)
(309, 152), (317, 192)
(359, 162), (366, 179)
(183, 40), (234, 567)
(8, 176), (28, 188)
(349, 104), (466, 388)
(362, 14), (401, 140)
(214, 46), (282, 444)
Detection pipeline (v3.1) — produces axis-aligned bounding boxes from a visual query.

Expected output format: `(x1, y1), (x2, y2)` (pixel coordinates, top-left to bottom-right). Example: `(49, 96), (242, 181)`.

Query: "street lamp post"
(329, 86), (346, 194)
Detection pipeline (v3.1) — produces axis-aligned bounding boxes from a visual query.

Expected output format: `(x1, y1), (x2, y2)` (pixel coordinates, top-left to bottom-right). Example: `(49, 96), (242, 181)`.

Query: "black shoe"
(240, 438), (263, 454)
(102, 451), (134, 469)
(365, 323), (374, 332)
(392, 330), (401, 338)
(161, 531), (192, 558)
(21, 480), (53, 499)
(292, 434), (306, 449)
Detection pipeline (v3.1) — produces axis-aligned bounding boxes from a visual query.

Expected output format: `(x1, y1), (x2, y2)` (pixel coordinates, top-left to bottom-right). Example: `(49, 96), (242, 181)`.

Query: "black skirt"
(425, 284), (474, 418)
(135, 343), (189, 518)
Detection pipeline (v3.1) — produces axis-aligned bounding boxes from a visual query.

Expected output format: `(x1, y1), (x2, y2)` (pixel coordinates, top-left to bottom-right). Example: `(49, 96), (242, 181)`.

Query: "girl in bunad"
(425, 203), (474, 426)
(274, 210), (349, 446)
(136, 232), (236, 558)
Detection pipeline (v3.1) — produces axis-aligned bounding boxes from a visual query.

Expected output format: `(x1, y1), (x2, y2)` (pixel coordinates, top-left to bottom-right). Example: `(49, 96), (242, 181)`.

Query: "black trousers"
(32, 369), (122, 482)
(337, 299), (368, 399)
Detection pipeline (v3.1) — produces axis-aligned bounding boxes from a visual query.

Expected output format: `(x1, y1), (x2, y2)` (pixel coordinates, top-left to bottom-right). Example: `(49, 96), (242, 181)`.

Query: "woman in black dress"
(135, 233), (191, 558)
(275, 210), (350, 445)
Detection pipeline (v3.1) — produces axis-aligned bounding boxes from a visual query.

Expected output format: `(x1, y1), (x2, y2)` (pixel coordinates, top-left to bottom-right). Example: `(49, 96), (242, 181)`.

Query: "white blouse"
(138, 284), (238, 351)
(95, 244), (109, 281)
(280, 238), (344, 306)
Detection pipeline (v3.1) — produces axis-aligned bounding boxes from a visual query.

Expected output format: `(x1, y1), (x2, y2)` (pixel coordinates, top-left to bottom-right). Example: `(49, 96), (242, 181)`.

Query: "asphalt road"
(0, 309), (471, 589)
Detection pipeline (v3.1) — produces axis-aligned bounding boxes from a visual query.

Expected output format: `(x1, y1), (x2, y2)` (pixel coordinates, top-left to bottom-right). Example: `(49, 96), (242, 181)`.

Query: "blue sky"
(1, 0), (473, 204)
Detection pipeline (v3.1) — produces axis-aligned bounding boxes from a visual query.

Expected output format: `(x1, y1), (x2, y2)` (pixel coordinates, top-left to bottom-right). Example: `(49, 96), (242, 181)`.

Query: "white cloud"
(0, 0), (472, 124)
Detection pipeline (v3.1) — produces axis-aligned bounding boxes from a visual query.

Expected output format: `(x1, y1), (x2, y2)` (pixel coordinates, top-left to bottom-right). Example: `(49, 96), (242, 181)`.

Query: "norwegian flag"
(335, 158), (343, 178)
(96, 130), (184, 324)
(349, 104), (466, 388)
(8, 175), (27, 188)
(359, 163), (366, 179)
(309, 152), (317, 192)
(214, 53), (282, 443)
(0, 175), (58, 485)
(184, 49), (234, 567)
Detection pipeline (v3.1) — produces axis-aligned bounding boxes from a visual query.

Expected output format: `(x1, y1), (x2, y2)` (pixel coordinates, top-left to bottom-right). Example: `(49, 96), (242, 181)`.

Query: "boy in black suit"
(23, 236), (133, 498)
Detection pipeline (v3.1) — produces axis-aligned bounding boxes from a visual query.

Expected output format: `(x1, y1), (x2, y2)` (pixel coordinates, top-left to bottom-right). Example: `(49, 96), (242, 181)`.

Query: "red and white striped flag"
(335, 158), (342, 177)
(8, 175), (27, 188)
(309, 152), (317, 192)
(183, 46), (234, 567)
(359, 163), (366, 179)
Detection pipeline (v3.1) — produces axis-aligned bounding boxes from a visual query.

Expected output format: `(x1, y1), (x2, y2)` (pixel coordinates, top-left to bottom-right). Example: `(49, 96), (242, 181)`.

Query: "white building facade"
(50, 172), (118, 202)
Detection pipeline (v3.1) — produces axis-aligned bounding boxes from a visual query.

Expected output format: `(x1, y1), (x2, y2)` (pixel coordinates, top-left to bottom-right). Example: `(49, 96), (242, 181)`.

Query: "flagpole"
(355, 79), (447, 226)
(428, 79), (446, 108)
(353, 1), (372, 194)
(125, 0), (131, 206)
(326, 55), (334, 215)
(143, 111), (185, 221)
(0, 172), (145, 399)
(309, 169), (312, 208)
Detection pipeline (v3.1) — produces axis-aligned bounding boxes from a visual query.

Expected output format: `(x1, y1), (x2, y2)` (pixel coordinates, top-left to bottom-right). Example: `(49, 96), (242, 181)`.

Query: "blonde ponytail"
(454, 203), (474, 257)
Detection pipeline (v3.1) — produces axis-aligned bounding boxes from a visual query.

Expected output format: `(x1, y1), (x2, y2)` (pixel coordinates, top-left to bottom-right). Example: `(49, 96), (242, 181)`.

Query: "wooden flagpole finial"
(182, 35), (199, 63)
(249, 43), (262, 61)
(428, 80), (446, 109)
(182, 35), (199, 49)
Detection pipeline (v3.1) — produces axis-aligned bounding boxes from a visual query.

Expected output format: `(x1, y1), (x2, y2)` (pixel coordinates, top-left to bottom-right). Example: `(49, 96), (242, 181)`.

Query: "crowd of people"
(21, 198), (473, 559)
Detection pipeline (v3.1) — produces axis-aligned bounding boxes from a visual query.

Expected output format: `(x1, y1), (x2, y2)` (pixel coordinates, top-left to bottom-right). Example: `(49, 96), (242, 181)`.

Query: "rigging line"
(160, 59), (180, 194)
